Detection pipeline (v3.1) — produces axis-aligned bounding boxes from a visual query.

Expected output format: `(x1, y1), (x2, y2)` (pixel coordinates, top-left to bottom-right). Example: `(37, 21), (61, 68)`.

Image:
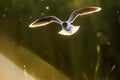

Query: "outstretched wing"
(67, 7), (101, 23)
(29, 16), (63, 28)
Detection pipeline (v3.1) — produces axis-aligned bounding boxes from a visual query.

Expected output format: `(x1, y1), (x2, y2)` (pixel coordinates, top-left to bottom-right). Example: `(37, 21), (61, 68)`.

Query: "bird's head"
(62, 21), (72, 31)
(62, 22), (67, 28)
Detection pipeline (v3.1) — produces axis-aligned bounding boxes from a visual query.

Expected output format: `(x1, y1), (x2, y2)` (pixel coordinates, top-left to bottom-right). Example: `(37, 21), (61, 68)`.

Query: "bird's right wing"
(68, 7), (101, 23)
(29, 16), (63, 28)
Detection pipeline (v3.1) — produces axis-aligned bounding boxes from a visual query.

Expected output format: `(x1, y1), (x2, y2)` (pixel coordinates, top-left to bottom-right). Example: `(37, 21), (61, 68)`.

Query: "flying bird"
(29, 7), (101, 36)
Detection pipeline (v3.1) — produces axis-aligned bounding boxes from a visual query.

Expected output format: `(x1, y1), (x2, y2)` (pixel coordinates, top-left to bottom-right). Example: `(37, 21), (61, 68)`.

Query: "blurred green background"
(0, 0), (120, 80)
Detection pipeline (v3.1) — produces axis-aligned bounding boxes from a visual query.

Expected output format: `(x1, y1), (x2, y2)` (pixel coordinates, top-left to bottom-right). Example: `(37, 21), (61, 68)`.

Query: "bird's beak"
(58, 26), (80, 36)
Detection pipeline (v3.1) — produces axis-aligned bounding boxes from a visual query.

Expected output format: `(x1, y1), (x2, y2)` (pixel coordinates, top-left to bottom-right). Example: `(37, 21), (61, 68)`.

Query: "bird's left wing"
(67, 7), (101, 23)
(29, 16), (63, 28)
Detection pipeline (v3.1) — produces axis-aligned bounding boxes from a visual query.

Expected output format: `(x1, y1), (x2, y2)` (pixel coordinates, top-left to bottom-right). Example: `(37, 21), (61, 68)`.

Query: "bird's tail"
(58, 26), (80, 36)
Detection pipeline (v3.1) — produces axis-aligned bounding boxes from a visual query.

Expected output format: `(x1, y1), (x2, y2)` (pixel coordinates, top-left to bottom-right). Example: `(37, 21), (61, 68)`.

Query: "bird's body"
(29, 7), (101, 36)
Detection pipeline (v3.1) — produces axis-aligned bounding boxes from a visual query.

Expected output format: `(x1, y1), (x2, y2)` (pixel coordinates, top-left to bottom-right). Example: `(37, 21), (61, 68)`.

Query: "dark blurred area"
(0, 0), (120, 80)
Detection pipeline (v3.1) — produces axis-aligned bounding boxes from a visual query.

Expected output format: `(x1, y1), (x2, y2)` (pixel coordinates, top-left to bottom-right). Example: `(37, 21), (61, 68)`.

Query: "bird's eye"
(62, 22), (67, 28)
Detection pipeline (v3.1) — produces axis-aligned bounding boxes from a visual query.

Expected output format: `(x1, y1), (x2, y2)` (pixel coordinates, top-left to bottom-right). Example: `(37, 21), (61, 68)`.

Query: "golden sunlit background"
(0, 0), (120, 80)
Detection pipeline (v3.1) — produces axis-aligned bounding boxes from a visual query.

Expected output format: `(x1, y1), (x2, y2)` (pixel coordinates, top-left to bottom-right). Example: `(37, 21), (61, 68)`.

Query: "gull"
(29, 7), (101, 36)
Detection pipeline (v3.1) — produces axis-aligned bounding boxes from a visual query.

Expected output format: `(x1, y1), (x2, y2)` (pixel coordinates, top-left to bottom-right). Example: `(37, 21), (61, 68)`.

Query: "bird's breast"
(65, 26), (72, 31)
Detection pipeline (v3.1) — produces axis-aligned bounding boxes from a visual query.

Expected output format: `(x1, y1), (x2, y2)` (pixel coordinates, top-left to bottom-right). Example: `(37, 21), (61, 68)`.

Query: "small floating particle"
(19, 18), (22, 21)
(107, 42), (111, 45)
(23, 65), (27, 76)
(3, 14), (6, 18)
(21, 40), (24, 43)
(96, 32), (102, 37)
(116, 10), (120, 14)
(41, 12), (45, 16)
(45, 6), (50, 10)
(29, 16), (33, 19)
(23, 65), (26, 68)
